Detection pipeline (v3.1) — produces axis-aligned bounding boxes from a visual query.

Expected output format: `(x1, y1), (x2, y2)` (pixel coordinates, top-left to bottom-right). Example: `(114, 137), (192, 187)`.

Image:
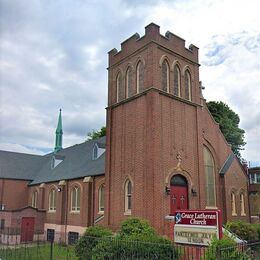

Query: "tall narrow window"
(32, 191), (38, 208)
(184, 70), (191, 100)
(136, 61), (144, 93)
(116, 72), (123, 102)
(49, 189), (56, 211)
(203, 147), (216, 207)
(71, 186), (80, 212)
(240, 193), (246, 216)
(98, 184), (105, 213)
(126, 67), (133, 98)
(124, 179), (132, 214)
(231, 192), (237, 216)
(162, 60), (169, 92)
(173, 65), (181, 96)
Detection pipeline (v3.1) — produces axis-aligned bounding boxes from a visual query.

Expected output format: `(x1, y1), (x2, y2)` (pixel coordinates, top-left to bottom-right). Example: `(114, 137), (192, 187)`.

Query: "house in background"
(248, 167), (260, 223)
(0, 23), (251, 244)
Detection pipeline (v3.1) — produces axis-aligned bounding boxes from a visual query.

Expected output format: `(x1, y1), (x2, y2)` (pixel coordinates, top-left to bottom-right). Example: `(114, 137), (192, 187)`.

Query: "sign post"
(173, 210), (222, 246)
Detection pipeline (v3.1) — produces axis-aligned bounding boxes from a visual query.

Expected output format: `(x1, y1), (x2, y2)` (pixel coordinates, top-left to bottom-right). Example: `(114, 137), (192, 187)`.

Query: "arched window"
(203, 147), (216, 207)
(240, 193), (246, 216)
(173, 65), (181, 96)
(49, 188), (56, 211)
(136, 61), (144, 93)
(32, 191), (38, 208)
(184, 70), (191, 101)
(162, 60), (170, 92)
(231, 192), (237, 216)
(126, 67), (133, 98)
(116, 72), (123, 102)
(124, 179), (132, 214)
(71, 186), (80, 212)
(98, 184), (105, 213)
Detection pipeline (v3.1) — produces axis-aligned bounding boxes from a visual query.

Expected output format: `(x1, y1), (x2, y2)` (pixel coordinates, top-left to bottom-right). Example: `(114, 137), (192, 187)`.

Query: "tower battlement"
(108, 23), (199, 67)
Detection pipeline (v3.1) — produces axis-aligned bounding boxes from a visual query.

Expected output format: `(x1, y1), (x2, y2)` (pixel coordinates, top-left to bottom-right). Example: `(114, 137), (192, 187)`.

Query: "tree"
(207, 101), (246, 158)
(87, 126), (106, 140)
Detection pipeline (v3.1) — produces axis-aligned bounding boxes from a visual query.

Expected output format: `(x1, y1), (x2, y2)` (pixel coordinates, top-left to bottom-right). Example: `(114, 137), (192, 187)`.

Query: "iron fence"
(0, 229), (260, 259)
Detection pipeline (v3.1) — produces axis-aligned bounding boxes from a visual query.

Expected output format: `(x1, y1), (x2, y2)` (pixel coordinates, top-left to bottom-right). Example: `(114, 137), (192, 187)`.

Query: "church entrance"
(170, 175), (188, 215)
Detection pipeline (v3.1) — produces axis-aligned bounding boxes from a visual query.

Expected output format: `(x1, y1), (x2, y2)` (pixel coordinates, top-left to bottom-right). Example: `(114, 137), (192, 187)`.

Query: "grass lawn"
(0, 243), (77, 260)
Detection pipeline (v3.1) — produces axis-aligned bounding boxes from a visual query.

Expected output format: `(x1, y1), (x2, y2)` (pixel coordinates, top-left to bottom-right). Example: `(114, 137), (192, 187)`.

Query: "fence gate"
(21, 217), (35, 242)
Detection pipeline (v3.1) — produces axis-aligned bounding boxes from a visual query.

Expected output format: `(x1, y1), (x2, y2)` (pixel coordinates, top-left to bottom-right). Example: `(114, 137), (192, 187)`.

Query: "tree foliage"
(207, 101), (246, 158)
(87, 126), (106, 140)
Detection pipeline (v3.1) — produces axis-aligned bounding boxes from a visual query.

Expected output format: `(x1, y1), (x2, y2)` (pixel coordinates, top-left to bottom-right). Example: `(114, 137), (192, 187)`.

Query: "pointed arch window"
(32, 191), (38, 208)
(231, 192), (237, 216)
(184, 70), (191, 101)
(98, 184), (105, 213)
(136, 61), (144, 93)
(162, 60), (170, 92)
(203, 147), (216, 207)
(49, 188), (56, 212)
(126, 67), (133, 98)
(116, 72), (123, 102)
(240, 193), (246, 216)
(173, 65), (181, 96)
(71, 186), (80, 212)
(124, 179), (132, 214)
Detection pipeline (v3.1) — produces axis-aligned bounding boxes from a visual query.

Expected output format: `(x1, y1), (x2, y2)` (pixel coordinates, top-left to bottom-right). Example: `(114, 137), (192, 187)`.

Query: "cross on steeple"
(54, 109), (63, 153)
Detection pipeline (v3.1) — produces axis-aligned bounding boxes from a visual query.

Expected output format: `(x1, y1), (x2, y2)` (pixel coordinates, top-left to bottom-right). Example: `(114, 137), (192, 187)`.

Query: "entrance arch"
(170, 174), (188, 215)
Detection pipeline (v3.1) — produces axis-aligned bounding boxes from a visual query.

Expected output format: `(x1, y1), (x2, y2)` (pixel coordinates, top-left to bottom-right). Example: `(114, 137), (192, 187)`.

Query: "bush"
(205, 236), (248, 260)
(92, 218), (178, 260)
(226, 221), (258, 241)
(75, 225), (112, 260)
(251, 223), (260, 240)
(119, 217), (156, 238)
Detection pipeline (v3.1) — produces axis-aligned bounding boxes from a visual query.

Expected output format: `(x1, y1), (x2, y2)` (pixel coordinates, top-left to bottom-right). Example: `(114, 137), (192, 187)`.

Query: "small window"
(71, 186), (80, 212)
(68, 232), (79, 245)
(184, 70), (191, 101)
(124, 179), (132, 214)
(173, 65), (181, 96)
(231, 192), (237, 216)
(240, 193), (246, 216)
(47, 229), (55, 242)
(98, 184), (105, 213)
(49, 188), (56, 212)
(116, 72), (123, 102)
(126, 66), (133, 98)
(136, 61), (144, 93)
(162, 60), (170, 92)
(93, 144), (98, 160)
(0, 219), (5, 230)
(32, 191), (38, 208)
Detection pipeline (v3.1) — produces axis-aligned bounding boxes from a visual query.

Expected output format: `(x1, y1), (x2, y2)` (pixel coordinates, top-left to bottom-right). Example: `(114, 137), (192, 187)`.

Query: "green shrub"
(226, 221), (258, 241)
(92, 218), (179, 260)
(119, 217), (156, 238)
(251, 223), (260, 240)
(75, 225), (112, 260)
(205, 236), (247, 260)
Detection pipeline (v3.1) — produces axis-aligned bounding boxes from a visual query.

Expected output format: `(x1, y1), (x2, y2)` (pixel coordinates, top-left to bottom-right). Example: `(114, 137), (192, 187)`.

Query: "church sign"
(174, 210), (222, 246)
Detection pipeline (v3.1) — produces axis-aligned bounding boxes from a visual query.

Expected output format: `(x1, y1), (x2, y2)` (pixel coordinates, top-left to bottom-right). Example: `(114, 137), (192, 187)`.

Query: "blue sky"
(0, 0), (259, 166)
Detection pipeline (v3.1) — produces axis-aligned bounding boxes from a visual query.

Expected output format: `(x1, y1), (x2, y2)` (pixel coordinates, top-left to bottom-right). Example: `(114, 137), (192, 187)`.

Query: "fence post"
(50, 237), (54, 260)
(216, 246), (221, 260)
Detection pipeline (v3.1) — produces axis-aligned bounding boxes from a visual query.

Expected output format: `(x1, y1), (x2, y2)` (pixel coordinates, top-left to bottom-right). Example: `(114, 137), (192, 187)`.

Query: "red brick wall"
(0, 179), (29, 210)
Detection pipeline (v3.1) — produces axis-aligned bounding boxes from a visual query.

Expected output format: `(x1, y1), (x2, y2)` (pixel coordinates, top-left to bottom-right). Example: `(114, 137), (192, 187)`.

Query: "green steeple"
(54, 109), (63, 153)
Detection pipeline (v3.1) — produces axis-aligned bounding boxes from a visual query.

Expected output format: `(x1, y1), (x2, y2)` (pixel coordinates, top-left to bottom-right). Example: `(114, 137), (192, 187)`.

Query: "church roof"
(0, 136), (106, 185)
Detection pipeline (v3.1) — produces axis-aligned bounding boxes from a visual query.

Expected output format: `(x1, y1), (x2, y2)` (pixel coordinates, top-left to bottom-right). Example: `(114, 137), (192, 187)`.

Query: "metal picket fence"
(0, 228), (260, 259)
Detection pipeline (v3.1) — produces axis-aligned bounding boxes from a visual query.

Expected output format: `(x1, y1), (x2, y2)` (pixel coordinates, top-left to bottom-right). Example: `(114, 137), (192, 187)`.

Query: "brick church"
(0, 23), (250, 243)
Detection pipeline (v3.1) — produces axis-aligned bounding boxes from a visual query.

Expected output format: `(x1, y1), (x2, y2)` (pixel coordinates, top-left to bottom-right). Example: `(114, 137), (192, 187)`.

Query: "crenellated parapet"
(108, 23), (199, 67)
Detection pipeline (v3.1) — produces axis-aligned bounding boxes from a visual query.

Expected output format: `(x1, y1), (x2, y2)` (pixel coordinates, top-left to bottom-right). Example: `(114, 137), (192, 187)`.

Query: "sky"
(0, 0), (259, 166)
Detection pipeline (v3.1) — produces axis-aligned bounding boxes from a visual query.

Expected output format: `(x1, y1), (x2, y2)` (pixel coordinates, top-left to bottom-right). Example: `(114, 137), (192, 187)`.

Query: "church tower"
(104, 23), (250, 234)
(54, 109), (63, 153)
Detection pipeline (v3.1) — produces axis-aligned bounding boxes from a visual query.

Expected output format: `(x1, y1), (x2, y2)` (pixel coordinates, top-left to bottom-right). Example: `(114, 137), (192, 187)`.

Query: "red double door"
(170, 186), (188, 215)
(21, 217), (35, 242)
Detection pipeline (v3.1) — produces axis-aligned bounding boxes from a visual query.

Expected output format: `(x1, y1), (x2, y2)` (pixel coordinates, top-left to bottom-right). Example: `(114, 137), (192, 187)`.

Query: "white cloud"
(0, 0), (259, 165)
